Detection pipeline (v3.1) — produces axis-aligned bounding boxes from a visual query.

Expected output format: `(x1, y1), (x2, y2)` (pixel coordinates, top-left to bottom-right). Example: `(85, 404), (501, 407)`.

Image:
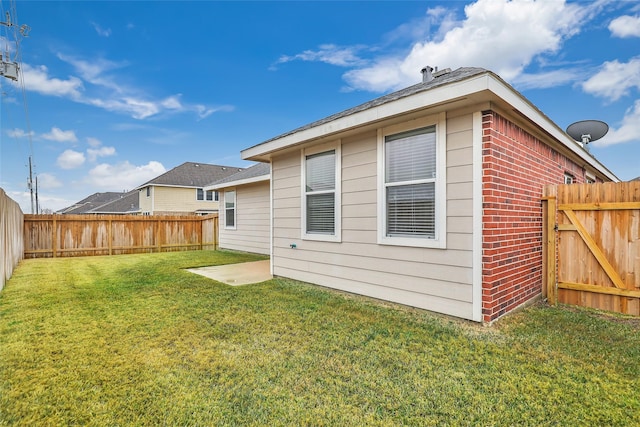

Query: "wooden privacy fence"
(1, 188), (24, 290)
(543, 182), (640, 316)
(23, 214), (218, 258)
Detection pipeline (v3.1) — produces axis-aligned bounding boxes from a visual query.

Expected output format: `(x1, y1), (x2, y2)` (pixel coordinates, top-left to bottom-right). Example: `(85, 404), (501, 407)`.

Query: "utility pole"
(0, 12), (20, 81)
(2, 8), (34, 212)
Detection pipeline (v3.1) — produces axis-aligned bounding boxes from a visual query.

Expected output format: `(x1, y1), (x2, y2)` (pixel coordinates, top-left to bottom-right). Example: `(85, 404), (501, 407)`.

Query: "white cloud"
(57, 149), (86, 169)
(609, 15), (640, 38)
(85, 161), (166, 190)
(87, 146), (116, 162)
(20, 63), (83, 98)
(37, 173), (63, 189)
(274, 44), (367, 68)
(86, 137), (102, 148)
(42, 127), (78, 142)
(582, 57), (640, 101)
(513, 68), (586, 90)
(91, 21), (112, 37)
(593, 99), (640, 147)
(20, 53), (230, 121)
(6, 128), (34, 138)
(340, 0), (601, 92)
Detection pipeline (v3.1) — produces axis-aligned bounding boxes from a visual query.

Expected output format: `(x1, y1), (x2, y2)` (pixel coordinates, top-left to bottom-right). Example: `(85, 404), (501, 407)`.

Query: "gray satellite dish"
(566, 120), (609, 152)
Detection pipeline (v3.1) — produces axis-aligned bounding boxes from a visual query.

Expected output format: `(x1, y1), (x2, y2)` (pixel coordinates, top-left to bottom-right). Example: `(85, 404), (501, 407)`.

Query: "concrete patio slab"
(186, 260), (272, 286)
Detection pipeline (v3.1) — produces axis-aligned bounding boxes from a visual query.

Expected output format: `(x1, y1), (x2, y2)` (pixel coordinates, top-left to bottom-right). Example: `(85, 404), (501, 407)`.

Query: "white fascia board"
(241, 76), (488, 161)
(485, 77), (619, 182)
(204, 174), (270, 191)
(243, 73), (618, 181)
(132, 183), (198, 191)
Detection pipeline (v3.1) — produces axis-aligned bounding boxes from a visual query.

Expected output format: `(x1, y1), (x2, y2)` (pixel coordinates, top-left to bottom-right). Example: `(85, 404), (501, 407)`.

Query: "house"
(241, 66), (618, 323)
(135, 162), (244, 215)
(58, 192), (128, 214)
(204, 163), (271, 255)
(89, 190), (139, 215)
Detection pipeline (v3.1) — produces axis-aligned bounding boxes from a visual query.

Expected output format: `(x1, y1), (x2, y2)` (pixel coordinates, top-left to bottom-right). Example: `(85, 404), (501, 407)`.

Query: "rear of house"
(242, 67), (617, 322)
(205, 163), (271, 255)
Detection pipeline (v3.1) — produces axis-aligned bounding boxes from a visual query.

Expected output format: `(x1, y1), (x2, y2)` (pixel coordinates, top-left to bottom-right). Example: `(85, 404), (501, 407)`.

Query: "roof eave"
(242, 71), (618, 182)
(204, 174), (270, 191)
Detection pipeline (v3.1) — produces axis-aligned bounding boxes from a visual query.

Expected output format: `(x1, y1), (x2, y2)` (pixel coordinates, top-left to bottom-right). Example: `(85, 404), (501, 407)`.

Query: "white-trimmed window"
(378, 114), (446, 248)
(197, 188), (217, 201)
(564, 173), (574, 184)
(302, 141), (341, 241)
(224, 190), (236, 229)
(585, 172), (596, 184)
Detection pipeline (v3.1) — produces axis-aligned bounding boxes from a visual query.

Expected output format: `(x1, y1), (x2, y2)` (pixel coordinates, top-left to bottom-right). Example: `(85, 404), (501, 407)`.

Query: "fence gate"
(543, 182), (640, 316)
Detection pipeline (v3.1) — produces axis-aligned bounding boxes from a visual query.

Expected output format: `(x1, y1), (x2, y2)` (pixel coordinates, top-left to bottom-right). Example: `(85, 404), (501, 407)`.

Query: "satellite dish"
(566, 120), (609, 151)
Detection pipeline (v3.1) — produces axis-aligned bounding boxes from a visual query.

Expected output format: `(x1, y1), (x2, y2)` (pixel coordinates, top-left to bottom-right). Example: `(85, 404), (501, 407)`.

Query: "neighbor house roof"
(89, 190), (139, 214)
(204, 163), (270, 190)
(134, 162), (244, 190)
(58, 192), (125, 214)
(242, 67), (618, 182)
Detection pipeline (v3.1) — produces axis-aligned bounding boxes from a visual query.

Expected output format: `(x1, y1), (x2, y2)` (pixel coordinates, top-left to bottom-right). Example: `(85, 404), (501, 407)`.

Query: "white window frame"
(301, 140), (342, 242)
(196, 188), (205, 201)
(224, 189), (236, 230)
(564, 173), (574, 184)
(377, 113), (447, 249)
(585, 171), (596, 184)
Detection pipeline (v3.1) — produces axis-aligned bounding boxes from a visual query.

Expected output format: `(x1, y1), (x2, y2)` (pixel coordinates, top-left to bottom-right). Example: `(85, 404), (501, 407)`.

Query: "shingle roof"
(58, 192), (124, 214)
(206, 162), (270, 187)
(89, 190), (139, 214)
(137, 162), (244, 189)
(252, 67), (487, 147)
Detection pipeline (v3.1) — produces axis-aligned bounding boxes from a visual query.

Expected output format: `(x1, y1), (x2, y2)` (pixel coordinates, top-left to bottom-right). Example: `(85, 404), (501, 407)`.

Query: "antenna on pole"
(566, 120), (609, 153)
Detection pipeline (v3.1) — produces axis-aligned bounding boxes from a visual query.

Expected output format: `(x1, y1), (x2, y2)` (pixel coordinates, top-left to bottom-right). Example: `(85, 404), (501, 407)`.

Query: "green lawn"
(1, 250), (638, 426)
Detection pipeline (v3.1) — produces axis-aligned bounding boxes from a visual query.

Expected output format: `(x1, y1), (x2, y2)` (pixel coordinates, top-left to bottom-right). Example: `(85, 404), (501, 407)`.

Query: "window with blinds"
(305, 150), (336, 234)
(225, 190), (236, 228)
(384, 126), (436, 238)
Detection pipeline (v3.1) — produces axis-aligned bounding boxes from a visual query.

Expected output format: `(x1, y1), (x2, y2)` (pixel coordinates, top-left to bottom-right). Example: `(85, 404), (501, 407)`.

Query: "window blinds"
(385, 126), (436, 238)
(305, 150), (336, 234)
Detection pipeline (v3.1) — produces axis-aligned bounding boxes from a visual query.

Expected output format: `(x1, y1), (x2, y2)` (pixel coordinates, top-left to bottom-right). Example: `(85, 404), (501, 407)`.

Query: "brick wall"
(481, 111), (586, 322)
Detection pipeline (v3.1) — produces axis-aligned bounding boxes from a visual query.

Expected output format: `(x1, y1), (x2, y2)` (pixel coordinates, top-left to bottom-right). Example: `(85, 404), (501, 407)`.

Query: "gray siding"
(271, 112), (476, 319)
(219, 181), (270, 255)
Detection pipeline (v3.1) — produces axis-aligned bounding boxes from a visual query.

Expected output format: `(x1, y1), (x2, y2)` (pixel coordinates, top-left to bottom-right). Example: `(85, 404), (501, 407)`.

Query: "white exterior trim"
(224, 189), (237, 230)
(242, 72), (617, 182)
(472, 111), (483, 322)
(300, 140), (342, 242)
(376, 112), (447, 249)
(204, 174), (270, 191)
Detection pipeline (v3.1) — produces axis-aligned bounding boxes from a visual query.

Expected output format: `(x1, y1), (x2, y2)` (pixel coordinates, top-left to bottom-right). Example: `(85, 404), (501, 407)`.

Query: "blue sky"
(1, 0), (639, 213)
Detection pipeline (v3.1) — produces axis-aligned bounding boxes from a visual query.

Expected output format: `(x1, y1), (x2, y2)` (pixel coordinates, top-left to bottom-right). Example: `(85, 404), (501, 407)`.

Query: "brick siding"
(481, 111), (586, 322)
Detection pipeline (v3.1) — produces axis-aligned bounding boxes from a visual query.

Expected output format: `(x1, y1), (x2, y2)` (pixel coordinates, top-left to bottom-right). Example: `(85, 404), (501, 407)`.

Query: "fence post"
(545, 195), (557, 305)
(52, 216), (58, 258)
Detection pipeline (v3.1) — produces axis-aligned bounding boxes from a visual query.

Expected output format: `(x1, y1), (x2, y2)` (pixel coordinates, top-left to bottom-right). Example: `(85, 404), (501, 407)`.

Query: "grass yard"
(1, 250), (639, 426)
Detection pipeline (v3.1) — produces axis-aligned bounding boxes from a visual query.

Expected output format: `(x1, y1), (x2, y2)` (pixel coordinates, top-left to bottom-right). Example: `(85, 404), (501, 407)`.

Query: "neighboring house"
(135, 162), (243, 215)
(89, 190), (140, 214)
(241, 66), (618, 323)
(204, 163), (271, 255)
(58, 192), (127, 214)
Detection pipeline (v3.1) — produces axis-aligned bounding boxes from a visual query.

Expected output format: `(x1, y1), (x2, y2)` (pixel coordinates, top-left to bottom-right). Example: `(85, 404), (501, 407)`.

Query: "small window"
(302, 142), (341, 241)
(225, 190), (236, 229)
(564, 173), (574, 184)
(196, 188), (205, 200)
(146, 187), (151, 197)
(585, 172), (596, 184)
(205, 190), (216, 201)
